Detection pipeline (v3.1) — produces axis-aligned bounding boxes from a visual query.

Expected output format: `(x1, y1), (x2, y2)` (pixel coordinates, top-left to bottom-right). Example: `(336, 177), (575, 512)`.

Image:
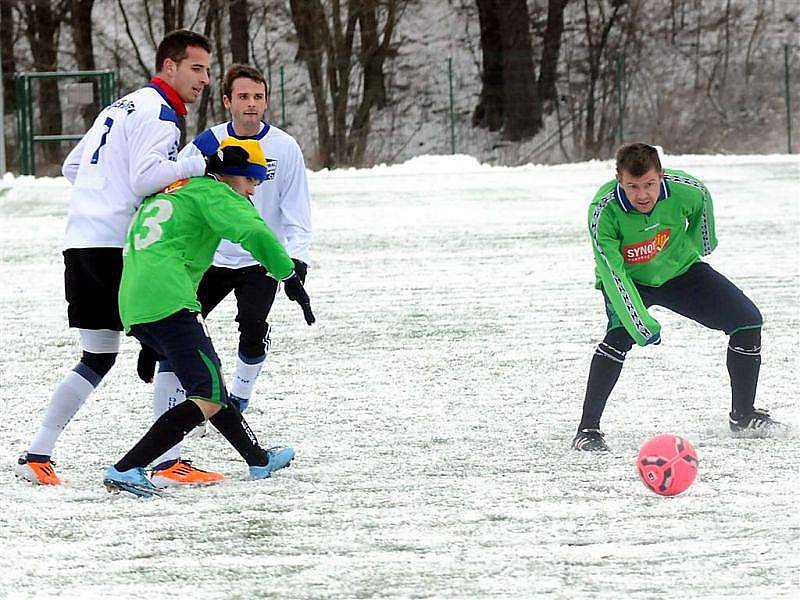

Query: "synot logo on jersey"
(623, 229), (671, 264)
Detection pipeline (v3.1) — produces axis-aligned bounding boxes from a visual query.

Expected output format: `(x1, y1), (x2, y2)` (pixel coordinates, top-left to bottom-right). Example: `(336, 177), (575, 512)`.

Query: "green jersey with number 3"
(119, 175), (294, 331)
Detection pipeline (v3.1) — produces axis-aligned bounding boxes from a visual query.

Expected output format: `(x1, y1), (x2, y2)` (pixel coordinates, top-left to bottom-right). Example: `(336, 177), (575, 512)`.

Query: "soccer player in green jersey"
(573, 142), (787, 451)
(104, 137), (314, 496)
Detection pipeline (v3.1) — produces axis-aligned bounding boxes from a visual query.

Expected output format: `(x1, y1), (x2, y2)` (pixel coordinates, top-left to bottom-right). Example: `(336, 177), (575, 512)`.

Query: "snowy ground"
(0, 155), (798, 599)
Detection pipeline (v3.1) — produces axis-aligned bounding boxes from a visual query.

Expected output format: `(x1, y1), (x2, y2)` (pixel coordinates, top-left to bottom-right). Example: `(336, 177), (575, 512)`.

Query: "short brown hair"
(615, 143), (662, 177)
(155, 29), (211, 72)
(222, 63), (268, 99)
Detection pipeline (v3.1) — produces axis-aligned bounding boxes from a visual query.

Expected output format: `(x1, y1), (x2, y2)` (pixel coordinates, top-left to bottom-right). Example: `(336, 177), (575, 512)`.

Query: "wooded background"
(2, 0), (797, 172)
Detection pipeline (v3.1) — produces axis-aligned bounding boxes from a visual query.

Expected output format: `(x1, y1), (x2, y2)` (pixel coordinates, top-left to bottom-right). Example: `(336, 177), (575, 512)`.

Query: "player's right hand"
(283, 272), (315, 325)
(137, 343), (160, 383)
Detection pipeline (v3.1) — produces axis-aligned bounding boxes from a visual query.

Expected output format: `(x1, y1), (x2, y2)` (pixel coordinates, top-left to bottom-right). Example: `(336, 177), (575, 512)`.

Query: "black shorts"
(605, 261), (762, 336)
(130, 309), (228, 406)
(63, 247), (123, 331)
(198, 264), (279, 322)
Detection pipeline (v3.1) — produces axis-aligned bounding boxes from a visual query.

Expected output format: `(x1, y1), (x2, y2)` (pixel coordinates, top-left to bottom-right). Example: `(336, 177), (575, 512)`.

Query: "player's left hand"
(137, 343), (160, 383)
(283, 272), (315, 325)
(291, 259), (308, 283)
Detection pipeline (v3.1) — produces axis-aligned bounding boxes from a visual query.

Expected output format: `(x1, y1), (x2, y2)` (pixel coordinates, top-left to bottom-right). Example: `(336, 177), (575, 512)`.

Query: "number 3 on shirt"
(130, 199), (174, 251)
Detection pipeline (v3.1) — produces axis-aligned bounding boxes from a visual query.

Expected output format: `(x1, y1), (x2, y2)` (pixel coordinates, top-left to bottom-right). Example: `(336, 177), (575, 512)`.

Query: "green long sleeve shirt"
(588, 168), (717, 345)
(119, 176), (294, 331)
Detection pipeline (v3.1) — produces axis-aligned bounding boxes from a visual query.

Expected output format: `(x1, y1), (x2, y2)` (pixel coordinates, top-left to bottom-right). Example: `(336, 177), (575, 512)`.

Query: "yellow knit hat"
(212, 137), (268, 180)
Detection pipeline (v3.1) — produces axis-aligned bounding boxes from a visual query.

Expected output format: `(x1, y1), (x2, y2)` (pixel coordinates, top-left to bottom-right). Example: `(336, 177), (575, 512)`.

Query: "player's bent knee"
(729, 327), (761, 353)
(75, 350), (117, 386)
(238, 320), (270, 357)
(600, 328), (634, 358)
(191, 397), (222, 420)
(734, 296), (762, 333)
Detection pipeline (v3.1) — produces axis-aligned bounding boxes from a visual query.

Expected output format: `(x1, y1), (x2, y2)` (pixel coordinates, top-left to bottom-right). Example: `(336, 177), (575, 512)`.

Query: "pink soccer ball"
(637, 434), (698, 496)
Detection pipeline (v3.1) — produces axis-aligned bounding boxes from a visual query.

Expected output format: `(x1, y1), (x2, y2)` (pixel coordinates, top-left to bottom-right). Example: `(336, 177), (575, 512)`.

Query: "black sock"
(579, 342), (626, 430)
(727, 328), (761, 418)
(115, 401), (205, 472)
(209, 403), (268, 466)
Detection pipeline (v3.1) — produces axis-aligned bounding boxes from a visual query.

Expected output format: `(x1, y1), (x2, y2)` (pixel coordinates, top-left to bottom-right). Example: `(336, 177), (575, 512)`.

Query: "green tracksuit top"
(119, 176), (294, 331)
(588, 168), (718, 346)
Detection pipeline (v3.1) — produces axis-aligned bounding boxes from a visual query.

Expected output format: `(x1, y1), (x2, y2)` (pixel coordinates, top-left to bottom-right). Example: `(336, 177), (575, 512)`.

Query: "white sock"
(230, 355), (266, 401)
(28, 371), (95, 457)
(152, 370), (186, 466)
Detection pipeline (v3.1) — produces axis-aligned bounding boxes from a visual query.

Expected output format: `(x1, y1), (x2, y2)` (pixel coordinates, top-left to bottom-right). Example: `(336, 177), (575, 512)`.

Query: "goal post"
(15, 70), (116, 176)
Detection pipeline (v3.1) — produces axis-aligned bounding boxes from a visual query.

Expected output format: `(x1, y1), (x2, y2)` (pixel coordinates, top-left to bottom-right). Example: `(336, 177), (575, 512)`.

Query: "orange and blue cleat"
(150, 459), (224, 488)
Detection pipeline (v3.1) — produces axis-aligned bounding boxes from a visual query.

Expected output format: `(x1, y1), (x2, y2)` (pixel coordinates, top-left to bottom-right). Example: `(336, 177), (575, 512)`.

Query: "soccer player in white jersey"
(15, 30), (212, 486)
(136, 63), (312, 487)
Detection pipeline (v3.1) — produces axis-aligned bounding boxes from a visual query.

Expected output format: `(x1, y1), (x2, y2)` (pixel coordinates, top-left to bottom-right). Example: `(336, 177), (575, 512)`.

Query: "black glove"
(291, 259), (308, 283)
(205, 145), (250, 175)
(283, 272), (315, 325)
(137, 343), (160, 383)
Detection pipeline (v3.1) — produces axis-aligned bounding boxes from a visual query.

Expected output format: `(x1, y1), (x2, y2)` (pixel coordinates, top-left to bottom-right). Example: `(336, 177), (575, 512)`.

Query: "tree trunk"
(196, 0), (220, 134)
(497, 0), (541, 140)
(538, 0), (569, 111)
(229, 0), (249, 63)
(472, 0), (503, 131)
(24, 0), (66, 165)
(163, 0), (185, 32)
(328, 0), (359, 164)
(0, 0), (15, 114)
(348, 0), (395, 164)
(582, 0), (623, 158)
(70, 0), (97, 130)
(290, 0), (401, 167)
(290, 0), (333, 167)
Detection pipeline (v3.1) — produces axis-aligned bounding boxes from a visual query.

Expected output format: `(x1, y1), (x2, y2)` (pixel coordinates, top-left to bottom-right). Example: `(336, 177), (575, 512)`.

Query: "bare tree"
(289, 0), (401, 167)
(472, 0), (503, 131)
(581, 0), (625, 158)
(163, 0), (185, 32)
(70, 0), (97, 130)
(348, 0), (396, 162)
(117, 0), (152, 80)
(229, 0), (249, 63)
(23, 0), (70, 164)
(1, 0), (15, 114)
(538, 0), (570, 111)
(472, 0), (542, 141)
(197, 0), (221, 133)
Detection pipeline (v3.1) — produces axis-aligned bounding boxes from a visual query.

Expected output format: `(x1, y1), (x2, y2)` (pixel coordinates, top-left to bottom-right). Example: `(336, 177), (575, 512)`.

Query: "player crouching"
(573, 143), (788, 452)
(103, 138), (314, 497)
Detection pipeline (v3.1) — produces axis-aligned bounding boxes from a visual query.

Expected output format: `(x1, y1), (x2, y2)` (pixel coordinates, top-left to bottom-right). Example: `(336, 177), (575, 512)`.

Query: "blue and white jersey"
(180, 121), (312, 268)
(61, 85), (206, 249)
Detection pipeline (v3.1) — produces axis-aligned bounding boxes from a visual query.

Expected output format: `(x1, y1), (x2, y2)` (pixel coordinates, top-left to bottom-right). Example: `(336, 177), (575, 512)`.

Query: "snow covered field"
(0, 155), (798, 599)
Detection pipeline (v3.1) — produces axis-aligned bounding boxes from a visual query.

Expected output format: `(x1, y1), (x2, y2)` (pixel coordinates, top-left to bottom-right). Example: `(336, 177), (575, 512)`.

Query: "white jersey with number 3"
(61, 85), (206, 250)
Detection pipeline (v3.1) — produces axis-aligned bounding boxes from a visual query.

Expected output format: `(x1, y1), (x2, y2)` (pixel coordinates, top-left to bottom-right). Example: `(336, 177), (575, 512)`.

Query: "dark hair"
(155, 29), (211, 72)
(615, 143), (662, 177)
(222, 63), (268, 99)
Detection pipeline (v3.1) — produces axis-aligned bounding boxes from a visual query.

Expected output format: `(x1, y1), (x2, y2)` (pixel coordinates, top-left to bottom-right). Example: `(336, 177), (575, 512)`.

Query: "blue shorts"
(605, 261), (762, 338)
(129, 309), (228, 406)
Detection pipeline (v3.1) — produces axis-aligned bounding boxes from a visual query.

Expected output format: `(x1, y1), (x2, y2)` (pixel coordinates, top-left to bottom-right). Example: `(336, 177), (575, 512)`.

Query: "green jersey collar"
(615, 179), (671, 213)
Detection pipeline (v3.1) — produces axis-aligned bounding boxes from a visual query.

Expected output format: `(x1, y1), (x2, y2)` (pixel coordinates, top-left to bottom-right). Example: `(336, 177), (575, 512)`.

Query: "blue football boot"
(103, 465), (162, 498)
(249, 447), (295, 480)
